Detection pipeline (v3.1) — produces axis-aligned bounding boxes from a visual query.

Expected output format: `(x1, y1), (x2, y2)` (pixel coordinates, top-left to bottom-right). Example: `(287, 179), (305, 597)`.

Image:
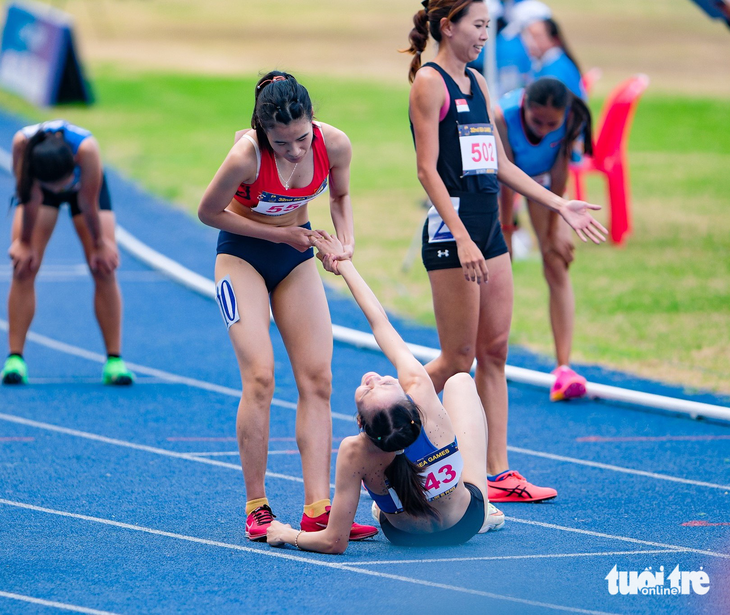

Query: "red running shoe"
(245, 504), (275, 541)
(488, 471), (557, 502)
(301, 507), (378, 541)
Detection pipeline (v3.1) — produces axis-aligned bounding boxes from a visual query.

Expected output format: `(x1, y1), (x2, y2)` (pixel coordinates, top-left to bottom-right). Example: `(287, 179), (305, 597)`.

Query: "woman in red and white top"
(198, 71), (375, 542)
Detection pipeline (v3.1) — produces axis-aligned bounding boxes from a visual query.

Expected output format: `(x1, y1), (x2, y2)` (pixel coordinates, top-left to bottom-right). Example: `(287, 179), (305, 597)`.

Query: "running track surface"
(0, 111), (728, 615)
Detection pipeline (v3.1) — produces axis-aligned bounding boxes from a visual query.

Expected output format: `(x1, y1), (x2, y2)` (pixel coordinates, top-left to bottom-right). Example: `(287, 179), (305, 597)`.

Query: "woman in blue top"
(2, 120), (134, 386)
(403, 0), (605, 504)
(266, 231), (504, 552)
(495, 77), (593, 402)
(523, 17), (585, 99)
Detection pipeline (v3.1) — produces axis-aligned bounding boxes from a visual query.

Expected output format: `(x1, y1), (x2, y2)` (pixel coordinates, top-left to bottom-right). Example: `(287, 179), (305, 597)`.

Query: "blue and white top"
(533, 48), (586, 100)
(364, 428), (464, 514)
(498, 87), (567, 179)
(21, 120), (92, 190)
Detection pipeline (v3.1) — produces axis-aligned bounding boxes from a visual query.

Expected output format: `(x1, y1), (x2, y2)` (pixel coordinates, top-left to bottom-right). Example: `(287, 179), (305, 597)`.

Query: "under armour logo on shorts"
(437, 249), (449, 258)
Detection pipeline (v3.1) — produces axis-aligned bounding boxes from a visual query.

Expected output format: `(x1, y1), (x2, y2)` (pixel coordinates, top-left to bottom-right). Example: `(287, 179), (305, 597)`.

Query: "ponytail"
(525, 77), (593, 158)
(360, 397), (439, 520)
(402, 0), (484, 84)
(544, 18), (582, 75)
(251, 71), (313, 152)
(16, 130), (74, 204)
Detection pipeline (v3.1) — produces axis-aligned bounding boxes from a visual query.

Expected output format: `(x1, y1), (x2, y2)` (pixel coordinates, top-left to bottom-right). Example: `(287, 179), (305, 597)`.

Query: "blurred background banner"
(0, 0), (92, 106)
(690, 0), (730, 27)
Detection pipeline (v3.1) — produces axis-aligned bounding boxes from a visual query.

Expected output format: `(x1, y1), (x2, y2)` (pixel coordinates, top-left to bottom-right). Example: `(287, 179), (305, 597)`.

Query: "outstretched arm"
(314, 232), (428, 387)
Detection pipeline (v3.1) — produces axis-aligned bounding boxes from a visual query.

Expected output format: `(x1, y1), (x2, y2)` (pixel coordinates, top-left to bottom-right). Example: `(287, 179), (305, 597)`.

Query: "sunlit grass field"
(1, 66), (727, 394)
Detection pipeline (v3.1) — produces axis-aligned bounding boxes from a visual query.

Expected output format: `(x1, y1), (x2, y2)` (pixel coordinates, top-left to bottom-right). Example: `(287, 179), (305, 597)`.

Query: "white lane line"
(506, 517), (730, 560)
(507, 446), (730, 491)
(0, 591), (118, 615)
(3, 318), (727, 490)
(0, 412), (309, 487)
(347, 549), (686, 566)
(0, 498), (616, 615)
(0, 410), (725, 560)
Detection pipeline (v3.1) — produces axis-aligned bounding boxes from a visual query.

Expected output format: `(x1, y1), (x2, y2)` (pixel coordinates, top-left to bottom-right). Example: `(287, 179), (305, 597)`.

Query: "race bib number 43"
(459, 123), (498, 176)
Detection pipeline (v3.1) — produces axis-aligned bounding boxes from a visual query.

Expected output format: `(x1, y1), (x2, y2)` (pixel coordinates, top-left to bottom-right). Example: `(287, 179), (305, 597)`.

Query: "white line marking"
(0, 412), (308, 487)
(0, 591), (118, 615)
(3, 319), (727, 491)
(0, 498), (617, 615)
(506, 517), (730, 560)
(507, 445), (730, 491)
(347, 549), (686, 566)
(0, 410), (726, 560)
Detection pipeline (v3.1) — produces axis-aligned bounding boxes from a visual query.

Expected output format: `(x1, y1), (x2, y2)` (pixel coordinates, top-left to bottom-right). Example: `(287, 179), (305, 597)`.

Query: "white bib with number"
(415, 443), (464, 502)
(250, 179), (328, 216)
(459, 123), (499, 176)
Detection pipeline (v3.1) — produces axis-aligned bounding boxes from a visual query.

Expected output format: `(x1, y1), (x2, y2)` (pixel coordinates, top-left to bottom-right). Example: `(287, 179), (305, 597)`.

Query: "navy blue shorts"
(421, 192), (508, 272)
(216, 222), (314, 293)
(378, 482), (485, 547)
(39, 173), (112, 217)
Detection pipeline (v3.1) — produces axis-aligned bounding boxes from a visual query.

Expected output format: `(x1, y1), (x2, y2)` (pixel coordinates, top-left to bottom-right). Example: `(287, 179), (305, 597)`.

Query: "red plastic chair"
(570, 74), (650, 245)
(580, 67), (602, 96)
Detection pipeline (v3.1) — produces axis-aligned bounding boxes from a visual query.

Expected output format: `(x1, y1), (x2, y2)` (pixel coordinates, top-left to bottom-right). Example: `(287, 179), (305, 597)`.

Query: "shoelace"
(251, 506), (275, 524)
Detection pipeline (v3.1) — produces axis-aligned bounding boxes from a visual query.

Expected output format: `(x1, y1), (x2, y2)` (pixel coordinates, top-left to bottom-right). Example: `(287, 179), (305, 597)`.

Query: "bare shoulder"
(411, 65), (445, 101)
(317, 122), (351, 160)
(77, 136), (101, 158)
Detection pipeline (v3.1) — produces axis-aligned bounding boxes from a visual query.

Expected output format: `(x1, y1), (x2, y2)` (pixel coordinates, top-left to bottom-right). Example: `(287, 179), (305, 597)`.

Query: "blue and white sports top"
(364, 428), (464, 514)
(21, 120), (92, 190)
(533, 48), (586, 101)
(498, 88), (567, 178)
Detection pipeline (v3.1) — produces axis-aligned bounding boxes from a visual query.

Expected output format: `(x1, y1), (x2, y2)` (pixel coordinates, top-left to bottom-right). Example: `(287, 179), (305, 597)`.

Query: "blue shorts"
(216, 222), (314, 293)
(378, 482), (485, 547)
(422, 192), (508, 271)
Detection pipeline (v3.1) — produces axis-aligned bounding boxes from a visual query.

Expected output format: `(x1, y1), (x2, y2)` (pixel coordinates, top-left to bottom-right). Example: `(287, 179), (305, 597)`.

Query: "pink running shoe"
(245, 504), (275, 541)
(301, 507), (378, 541)
(488, 470), (557, 502)
(550, 366), (587, 402)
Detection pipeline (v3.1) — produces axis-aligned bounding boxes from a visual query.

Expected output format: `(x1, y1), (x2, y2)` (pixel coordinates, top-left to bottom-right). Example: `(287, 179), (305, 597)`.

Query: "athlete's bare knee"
(476, 335), (509, 368)
(241, 368), (275, 404)
(297, 368), (332, 403)
(441, 345), (476, 374)
(542, 252), (569, 287)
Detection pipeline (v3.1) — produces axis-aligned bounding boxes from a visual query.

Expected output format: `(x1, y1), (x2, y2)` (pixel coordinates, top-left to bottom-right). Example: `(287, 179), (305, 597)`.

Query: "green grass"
(1, 69), (727, 392)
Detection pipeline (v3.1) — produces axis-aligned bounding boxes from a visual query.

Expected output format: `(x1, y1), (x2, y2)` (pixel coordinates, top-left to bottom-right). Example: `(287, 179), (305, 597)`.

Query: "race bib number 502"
(459, 123), (498, 176)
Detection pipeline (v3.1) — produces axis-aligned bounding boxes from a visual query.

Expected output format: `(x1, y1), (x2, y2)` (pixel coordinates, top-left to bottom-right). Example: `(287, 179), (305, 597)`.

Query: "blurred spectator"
(522, 17), (586, 99)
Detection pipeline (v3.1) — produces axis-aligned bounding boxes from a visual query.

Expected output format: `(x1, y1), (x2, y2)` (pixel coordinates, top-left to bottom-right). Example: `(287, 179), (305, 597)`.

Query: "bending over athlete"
(2, 120), (134, 386)
(266, 231), (504, 553)
(198, 71), (376, 542)
(495, 77), (593, 401)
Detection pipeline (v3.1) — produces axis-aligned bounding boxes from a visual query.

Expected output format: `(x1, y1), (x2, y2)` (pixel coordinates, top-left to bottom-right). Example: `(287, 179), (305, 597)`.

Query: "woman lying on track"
(266, 231), (504, 553)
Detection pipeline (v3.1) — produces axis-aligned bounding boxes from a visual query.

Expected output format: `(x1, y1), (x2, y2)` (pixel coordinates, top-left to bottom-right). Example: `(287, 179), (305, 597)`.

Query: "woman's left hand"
(266, 520), (292, 547)
(560, 200), (608, 244)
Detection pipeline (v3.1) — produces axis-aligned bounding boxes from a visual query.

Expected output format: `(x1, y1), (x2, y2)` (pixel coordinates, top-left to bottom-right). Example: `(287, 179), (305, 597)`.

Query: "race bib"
(532, 172), (551, 189)
(459, 123), (499, 176)
(415, 444), (464, 502)
(426, 197), (460, 244)
(216, 275), (240, 330)
(251, 178), (328, 216)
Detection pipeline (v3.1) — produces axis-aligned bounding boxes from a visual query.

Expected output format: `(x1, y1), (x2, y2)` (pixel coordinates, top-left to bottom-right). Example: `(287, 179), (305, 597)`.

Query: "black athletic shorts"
(378, 482), (485, 547)
(421, 191), (508, 272)
(39, 173), (112, 217)
(216, 222), (314, 293)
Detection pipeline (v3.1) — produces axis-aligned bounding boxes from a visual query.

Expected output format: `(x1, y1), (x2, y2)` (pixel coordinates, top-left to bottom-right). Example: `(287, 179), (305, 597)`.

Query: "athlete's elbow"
(323, 538), (348, 555)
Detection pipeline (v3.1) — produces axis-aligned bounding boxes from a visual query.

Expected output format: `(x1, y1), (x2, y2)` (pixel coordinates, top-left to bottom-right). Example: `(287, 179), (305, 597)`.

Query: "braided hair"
(360, 396), (439, 519)
(251, 71), (314, 152)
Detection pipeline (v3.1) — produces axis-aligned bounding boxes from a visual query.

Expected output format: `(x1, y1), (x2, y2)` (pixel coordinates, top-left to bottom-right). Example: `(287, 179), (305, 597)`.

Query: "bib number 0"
(459, 123), (499, 176)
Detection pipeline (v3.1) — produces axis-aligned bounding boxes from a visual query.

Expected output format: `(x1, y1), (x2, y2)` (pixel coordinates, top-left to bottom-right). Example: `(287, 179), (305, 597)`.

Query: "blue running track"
(0, 110), (728, 615)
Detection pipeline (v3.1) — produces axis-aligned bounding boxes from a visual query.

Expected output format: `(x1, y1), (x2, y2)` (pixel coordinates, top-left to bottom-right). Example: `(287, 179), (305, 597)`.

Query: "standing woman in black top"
(405, 0), (606, 503)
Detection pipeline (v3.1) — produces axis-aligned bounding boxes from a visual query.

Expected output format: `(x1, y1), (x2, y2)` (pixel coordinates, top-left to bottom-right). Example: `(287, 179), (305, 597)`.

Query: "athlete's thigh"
(215, 254), (275, 374)
(475, 253), (513, 350)
(270, 258), (333, 376)
(428, 267), (481, 353)
(526, 198), (570, 253)
(11, 204), (60, 258)
(73, 210), (118, 263)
